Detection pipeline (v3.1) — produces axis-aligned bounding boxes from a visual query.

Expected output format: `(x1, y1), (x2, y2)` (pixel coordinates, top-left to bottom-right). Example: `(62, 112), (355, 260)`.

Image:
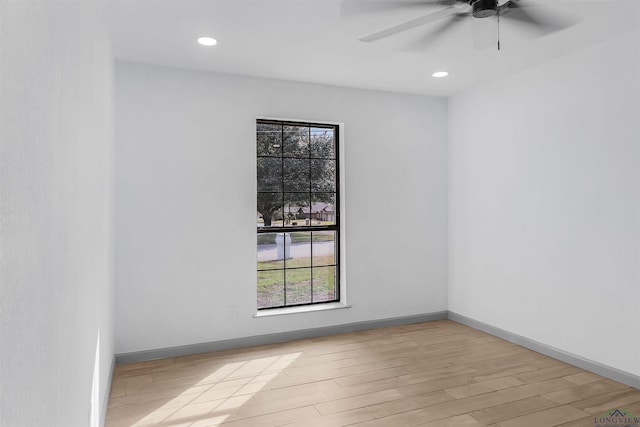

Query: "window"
(257, 119), (340, 310)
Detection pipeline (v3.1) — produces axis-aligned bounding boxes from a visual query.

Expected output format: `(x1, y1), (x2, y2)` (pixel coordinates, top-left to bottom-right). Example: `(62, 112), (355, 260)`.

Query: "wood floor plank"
(563, 372), (605, 385)
(419, 414), (482, 427)
(249, 379), (338, 404)
(570, 388), (640, 414)
(495, 405), (589, 427)
(444, 376), (523, 399)
(399, 364), (478, 386)
(107, 383), (212, 409)
(464, 353), (559, 374)
(417, 378), (576, 420)
(542, 380), (628, 405)
(468, 396), (559, 424)
(395, 374), (476, 396)
(220, 389), (331, 423)
(106, 395), (204, 422)
(329, 376), (408, 400)
(105, 407), (180, 427)
(280, 407), (376, 427)
(314, 389), (405, 416)
(469, 363), (541, 383)
(512, 364), (582, 384)
(365, 391), (455, 419)
(347, 408), (434, 426)
(333, 366), (412, 388)
(105, 320), (640, 427)
(125, 375), (252, 398)
(217, 405), (320, 427)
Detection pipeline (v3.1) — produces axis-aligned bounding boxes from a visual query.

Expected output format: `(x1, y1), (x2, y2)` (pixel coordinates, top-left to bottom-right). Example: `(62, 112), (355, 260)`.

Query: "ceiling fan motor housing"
(471, 0), (498, 18)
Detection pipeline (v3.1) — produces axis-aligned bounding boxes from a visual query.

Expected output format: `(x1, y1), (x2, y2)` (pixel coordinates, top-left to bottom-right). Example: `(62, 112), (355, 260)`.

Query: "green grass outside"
(257, 257), (337, 308)
(257, 256), (335, 289)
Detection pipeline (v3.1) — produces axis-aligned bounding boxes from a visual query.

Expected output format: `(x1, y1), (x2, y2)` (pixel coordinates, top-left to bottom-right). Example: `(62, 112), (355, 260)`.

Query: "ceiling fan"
(342, 0), (573, 50)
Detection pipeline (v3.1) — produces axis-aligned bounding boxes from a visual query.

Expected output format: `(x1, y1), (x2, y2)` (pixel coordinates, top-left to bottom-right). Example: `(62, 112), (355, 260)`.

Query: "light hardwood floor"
(106, 320), (640, 427)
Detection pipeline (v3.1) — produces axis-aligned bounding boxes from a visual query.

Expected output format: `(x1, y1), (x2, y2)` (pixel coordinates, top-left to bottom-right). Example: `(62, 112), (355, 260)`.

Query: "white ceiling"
(106, 0), (640, 96)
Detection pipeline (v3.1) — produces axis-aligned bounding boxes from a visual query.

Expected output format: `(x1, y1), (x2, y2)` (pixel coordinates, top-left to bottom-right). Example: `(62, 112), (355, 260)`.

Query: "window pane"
(310, 193), (335, 226)
(312, 231), (335, 266)
(283, 193), (309, 226)
(257, 158), (282, 192)
(288, 232), (311, 268)
(286, 268), (312, 305)
(257, 233), (284, 270)
(311, 159), (335, 192)
(283, 158), (309, 191)
(257, 192), (282, 227)
(257, 123), (282, 157)
(283, 126), (309, 157)
(257, 270), (284, 309)
(312, 266), (336, 303)
(310, 127), (335, 159)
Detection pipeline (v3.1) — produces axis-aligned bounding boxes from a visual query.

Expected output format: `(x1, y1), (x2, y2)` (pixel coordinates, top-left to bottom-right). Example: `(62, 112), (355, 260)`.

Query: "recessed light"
(432, 71), (449, 78)
(197, 37), (218, 46)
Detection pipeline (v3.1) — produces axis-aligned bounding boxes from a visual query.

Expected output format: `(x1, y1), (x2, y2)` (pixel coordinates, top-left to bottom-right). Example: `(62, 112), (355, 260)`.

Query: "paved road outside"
(257, 241), (334, 261)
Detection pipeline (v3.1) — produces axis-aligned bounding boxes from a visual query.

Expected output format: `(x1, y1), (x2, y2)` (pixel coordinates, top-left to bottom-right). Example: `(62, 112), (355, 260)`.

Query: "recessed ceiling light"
(197, 37), (217, 46)
(432, 71), (449, 78)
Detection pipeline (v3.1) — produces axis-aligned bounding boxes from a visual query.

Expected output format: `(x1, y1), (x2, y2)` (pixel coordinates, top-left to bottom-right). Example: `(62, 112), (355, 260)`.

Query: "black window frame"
(256, 119), (340, 310)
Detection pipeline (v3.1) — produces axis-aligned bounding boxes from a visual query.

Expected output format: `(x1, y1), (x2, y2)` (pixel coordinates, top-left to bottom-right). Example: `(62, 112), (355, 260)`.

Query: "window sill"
(253, 302), (351, 318)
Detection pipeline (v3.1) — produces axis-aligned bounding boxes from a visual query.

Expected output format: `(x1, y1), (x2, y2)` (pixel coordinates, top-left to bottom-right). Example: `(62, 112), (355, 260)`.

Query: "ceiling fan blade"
(499, 1), (576, 35)
(407, 13), (469, 50)
(359, 6), (460, 42)
(341, 0), (458, 16)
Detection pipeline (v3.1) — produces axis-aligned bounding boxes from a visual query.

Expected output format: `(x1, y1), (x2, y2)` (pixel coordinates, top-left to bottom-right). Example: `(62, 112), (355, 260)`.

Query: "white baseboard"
(115, 311), (448, 364)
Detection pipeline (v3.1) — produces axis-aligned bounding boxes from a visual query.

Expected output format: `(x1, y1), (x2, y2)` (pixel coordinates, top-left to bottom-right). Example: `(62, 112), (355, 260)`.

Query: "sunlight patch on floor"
(128, 352), (302, 427)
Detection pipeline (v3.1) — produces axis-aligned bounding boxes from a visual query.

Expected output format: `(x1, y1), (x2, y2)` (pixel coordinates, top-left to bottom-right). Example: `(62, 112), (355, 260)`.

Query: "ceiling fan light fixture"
(197, 36), (218, 46)
(432, 71), (449, 78)
(472, 0), (498, 18)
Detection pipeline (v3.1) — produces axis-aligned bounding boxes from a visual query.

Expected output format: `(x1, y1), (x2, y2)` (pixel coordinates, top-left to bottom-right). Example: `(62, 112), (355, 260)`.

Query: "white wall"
(449, 29), (640, 377)
(0, 2), (114, 426)
(114, 62), (448, 354)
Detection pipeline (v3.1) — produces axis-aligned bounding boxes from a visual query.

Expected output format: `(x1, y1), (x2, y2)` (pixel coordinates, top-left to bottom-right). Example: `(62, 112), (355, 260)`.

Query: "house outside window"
(256, 119), (340, 309)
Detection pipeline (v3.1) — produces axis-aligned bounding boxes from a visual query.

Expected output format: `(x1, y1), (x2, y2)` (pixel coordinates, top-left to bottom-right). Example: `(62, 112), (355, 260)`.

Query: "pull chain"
(497, 8), (501, 51)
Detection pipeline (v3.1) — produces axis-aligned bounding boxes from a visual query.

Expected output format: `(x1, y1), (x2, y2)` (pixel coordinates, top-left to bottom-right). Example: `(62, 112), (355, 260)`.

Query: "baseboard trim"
(115, 311), (448, 364)
(101, 354), (116, 427)
(114, 310), (639, 390)
(447, 311), (640, 390)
